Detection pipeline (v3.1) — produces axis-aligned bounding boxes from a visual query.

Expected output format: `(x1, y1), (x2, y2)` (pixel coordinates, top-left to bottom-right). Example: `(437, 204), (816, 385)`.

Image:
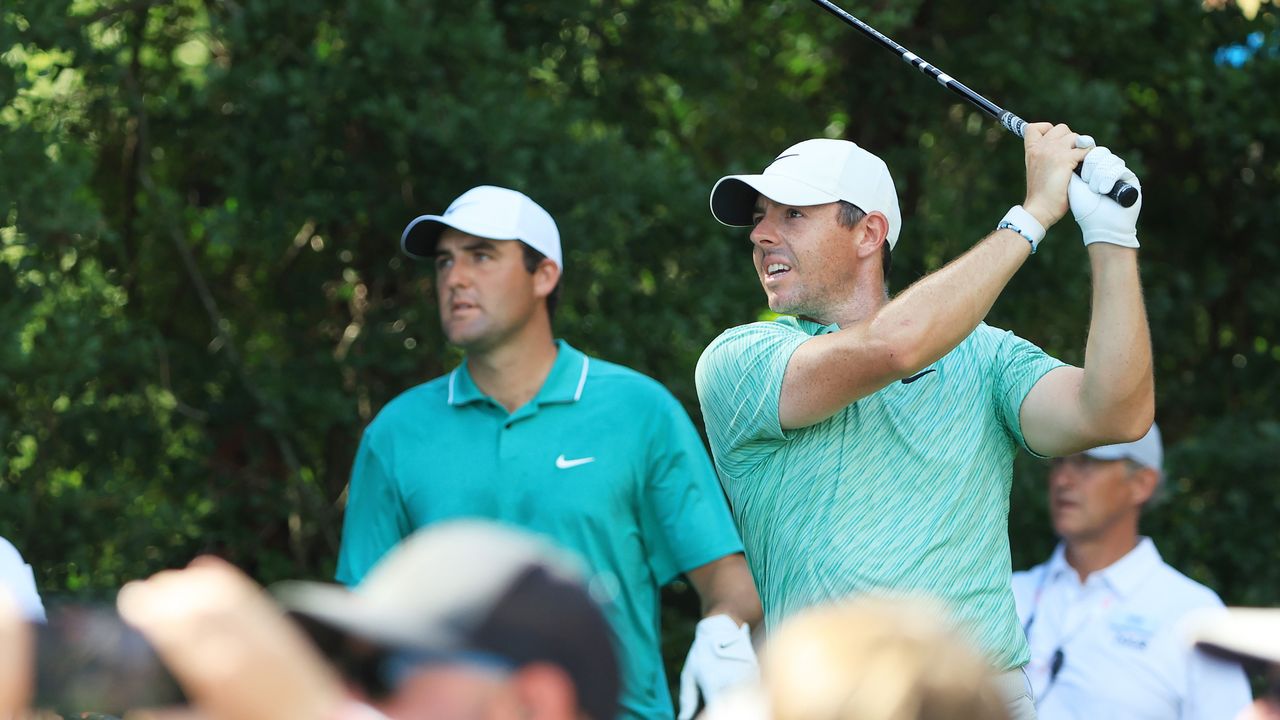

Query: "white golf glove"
(677, 614), (759, 720)
(1068, 139), (1142, 248)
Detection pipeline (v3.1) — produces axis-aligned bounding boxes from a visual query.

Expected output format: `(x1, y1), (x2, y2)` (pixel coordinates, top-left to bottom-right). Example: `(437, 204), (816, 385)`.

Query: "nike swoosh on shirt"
(555, 454), (596, 469)
(901, 368), (937, 385)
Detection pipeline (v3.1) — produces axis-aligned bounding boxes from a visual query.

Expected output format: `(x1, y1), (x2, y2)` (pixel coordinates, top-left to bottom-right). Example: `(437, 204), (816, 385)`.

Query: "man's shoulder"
(366, 374), (452, 431)
(579, 354), (681, 406)
(698, 318), (806, 377)
(1144, 558), (1227, 612)
(706, 318), (805, 348)
(954, 322), (1016, 355)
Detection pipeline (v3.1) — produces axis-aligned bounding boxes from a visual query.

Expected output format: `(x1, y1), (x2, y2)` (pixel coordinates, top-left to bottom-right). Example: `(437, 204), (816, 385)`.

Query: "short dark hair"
(835, 200), (891, 292)
(520, 243), (561, 318)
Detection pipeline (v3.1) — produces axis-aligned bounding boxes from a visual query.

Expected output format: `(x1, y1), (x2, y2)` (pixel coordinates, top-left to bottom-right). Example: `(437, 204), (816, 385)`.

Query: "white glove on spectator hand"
(677, 614), (759, 720)
(1069, 139), (1142, 248)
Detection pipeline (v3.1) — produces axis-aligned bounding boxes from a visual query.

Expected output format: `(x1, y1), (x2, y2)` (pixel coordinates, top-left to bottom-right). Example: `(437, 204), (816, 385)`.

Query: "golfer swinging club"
(695, 124), (1155, 720)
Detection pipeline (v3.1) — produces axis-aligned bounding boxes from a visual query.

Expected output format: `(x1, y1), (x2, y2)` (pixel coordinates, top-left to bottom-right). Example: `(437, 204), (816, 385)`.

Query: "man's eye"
(786, 208), (803, 219)
(435, 257), (452, 270)
(751, 215), (764, 226)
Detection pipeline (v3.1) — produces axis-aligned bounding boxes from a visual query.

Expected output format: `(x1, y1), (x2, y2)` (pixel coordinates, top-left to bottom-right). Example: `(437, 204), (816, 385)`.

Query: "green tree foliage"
(3, 0), (1278, 691)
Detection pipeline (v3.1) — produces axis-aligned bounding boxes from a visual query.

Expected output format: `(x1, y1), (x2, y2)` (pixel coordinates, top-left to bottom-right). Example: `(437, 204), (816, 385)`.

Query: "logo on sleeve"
(901, 368), (937, 385)
(555, 454), (596, 469)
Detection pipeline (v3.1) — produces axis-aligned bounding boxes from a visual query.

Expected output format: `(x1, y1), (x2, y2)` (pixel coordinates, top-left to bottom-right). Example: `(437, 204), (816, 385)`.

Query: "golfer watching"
(337, 185), (762, 720)
(695, 125), (1155, 720)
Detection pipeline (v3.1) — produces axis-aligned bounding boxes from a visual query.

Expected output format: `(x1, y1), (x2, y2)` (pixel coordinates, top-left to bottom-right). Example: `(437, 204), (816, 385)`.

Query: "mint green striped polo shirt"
(338, 341), (744, 720)
(695, 317), (1064, 671)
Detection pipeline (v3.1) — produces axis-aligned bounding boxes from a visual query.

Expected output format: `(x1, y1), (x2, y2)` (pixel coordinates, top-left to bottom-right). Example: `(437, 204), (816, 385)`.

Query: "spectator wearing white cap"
(1190, 607), (1280, 720)
(338, 186), (763, 720)
(697, 124), (1154, 720)
(1012, 424), (1252, 719)
(0, 537), (43, 623)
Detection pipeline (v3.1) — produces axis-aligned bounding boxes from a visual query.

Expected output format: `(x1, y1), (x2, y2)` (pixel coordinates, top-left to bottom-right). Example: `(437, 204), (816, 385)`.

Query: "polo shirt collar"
(535, 341), (591, 405)
(1046, 537), (1162, 597)
(446, 340), (590, 408)
(1099, 537), (1162, 598)
(784, 316), (840, 336)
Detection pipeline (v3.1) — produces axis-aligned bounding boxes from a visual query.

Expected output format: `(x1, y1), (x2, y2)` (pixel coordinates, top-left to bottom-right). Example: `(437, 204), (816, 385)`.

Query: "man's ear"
(533, 259), (561, 300)
(1129, 467), (1160, 508)
(855, 211), (890, 260)
(511, 663), (578, 720)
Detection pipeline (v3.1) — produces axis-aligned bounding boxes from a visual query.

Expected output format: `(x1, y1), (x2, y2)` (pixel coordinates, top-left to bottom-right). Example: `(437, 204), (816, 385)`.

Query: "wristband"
(997, 205), (1047, 254)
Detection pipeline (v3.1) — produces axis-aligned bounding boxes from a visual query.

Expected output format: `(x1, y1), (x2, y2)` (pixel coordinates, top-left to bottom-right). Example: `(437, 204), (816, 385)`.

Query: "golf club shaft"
(809, 0), (1139, 208)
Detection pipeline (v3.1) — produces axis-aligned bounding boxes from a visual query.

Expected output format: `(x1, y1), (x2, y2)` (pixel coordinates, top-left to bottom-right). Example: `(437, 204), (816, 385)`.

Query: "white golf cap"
(709, 138), (903, 250)
(401, 185), (562, 270)
(1186, 606), (1280, 666)
(1083, 422), (1163, 479)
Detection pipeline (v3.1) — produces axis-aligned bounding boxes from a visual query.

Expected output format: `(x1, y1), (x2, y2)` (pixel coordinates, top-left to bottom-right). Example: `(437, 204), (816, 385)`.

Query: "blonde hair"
(762, 599), (1008, 720)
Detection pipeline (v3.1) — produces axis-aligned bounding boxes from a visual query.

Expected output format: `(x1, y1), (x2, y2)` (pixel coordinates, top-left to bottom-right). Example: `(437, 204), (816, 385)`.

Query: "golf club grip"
(1092, 172), (1139, 208)
(1001, 113), (1140, 208)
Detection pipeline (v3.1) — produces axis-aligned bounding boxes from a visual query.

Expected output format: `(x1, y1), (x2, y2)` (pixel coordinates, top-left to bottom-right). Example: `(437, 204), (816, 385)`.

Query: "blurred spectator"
(117, 555), (350, 720)
(0, 589), (35, 719)
(1012, 424), (1251, 718)
(111, 520), (619, 720)
(702, 598), (1007, 720)
(281, 519), (620, 720)
(0, 537), (44, 623)
(1189, 607), (1280, 720)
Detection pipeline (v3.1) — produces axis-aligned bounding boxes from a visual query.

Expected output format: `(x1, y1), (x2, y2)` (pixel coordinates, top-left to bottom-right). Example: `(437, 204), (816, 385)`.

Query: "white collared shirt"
(0, 536), (44, 622)
(1011, 538), (1251, 720)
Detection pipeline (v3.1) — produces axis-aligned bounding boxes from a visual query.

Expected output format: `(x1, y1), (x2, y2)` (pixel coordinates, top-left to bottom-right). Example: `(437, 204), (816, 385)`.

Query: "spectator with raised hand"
(117, 556), (352, 720)
(116, 521), (622, 720)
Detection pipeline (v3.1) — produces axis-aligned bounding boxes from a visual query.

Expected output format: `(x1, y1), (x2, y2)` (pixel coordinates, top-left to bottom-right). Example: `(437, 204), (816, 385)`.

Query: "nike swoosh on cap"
(766, 153), (800, 169)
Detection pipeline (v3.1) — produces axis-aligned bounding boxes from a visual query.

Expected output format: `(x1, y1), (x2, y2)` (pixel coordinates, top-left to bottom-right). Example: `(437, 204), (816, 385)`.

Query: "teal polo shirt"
(695, 318), (1064, 672)
(338, 341), (744, 720)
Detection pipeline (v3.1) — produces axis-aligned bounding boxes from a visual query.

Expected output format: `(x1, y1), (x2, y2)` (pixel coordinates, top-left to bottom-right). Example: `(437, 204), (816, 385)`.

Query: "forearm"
(688, 554), (763, 628)
(864, 227), (1032, 372)
(1079, 244), (1155, 439)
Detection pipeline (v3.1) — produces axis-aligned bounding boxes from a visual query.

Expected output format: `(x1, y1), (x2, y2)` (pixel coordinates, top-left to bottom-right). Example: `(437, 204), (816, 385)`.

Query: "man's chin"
(443, 324), (485, 350)
(765, 293), (792, 314)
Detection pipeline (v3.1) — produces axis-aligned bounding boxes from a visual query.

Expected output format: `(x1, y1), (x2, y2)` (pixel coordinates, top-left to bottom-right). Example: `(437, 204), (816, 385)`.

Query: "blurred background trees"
(3, 0), (1279, 691)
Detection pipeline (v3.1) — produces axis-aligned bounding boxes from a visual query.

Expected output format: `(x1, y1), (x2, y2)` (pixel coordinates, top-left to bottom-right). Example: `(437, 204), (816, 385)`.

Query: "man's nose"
(1049, 463), (1079, 489)
(750, 215), (777, 248)
(441, 263), (471, 290)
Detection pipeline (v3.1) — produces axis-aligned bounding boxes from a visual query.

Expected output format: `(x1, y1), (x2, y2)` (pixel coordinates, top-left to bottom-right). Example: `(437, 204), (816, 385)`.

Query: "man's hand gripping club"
(1069, 137), (1143, 248)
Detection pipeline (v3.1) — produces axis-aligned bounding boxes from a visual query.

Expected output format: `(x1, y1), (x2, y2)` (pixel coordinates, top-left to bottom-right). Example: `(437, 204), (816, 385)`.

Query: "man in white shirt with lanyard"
(1012, 424), (1251, 719)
